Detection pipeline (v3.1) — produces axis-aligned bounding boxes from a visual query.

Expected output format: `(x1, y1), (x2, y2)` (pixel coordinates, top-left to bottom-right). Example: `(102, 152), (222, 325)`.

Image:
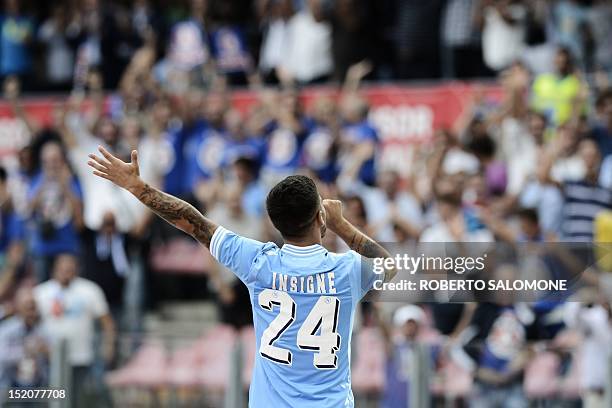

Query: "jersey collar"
(281, 243), (327, 257)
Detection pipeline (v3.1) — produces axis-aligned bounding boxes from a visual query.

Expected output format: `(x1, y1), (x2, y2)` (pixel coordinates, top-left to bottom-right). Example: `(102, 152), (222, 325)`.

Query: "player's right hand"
(88, 146), (142, 192)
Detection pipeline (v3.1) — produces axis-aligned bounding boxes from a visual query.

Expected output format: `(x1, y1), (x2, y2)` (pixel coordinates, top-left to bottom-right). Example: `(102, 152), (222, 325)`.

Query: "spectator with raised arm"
(28, 142), (83, 282)
(59, 75), (149, 233)
(337, 93), (379, 187)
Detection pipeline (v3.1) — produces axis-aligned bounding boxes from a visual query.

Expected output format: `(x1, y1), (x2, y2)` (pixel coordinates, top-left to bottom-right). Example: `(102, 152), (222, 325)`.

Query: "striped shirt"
(561, 180), (612, 241)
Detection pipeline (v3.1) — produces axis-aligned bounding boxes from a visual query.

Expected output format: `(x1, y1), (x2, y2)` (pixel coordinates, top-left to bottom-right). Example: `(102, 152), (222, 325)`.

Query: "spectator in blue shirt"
(160, 90), (207, 198)
(261, 88), (315, 185)
(184, 91), (230, 205)
(223, 109), (266, 168)
(0, 166), (25, 300)
(338, 93), (379, 186)
(209, 25), (253, 86)
(0, 0), (34, 78)
(303, 97), (340, 183)
(28, 142), (83, 282)
(144, 98), (188, 197)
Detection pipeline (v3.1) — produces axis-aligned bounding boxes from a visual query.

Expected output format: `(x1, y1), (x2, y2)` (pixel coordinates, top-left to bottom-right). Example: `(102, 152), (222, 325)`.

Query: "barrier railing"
(49, 339), (70, 408)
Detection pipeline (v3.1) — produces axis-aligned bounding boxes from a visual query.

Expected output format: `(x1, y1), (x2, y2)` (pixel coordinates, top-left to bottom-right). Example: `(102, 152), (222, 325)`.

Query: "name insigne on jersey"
(271, 272), (337, 294)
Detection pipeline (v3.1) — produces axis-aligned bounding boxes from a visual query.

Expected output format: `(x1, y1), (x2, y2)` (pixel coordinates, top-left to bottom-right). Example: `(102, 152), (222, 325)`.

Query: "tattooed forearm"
(336, 220), (396, 283)
(348, 233), (388, 259)
(134, 183), (217, 247)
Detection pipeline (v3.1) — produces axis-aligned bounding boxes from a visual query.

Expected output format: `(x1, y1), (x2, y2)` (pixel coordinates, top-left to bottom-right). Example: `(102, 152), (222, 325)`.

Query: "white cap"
(393, 305), (424, 327)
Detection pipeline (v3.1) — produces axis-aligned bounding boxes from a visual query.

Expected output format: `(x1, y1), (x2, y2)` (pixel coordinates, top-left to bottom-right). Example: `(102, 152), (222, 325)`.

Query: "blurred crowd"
(0, 0), (611, 407)
(0, 0), (612, 91)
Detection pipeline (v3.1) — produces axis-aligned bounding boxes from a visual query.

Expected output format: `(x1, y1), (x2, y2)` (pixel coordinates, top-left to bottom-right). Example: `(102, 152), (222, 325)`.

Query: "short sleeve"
(209, 226), (267, 285)
(347, 250), (380, 303)
(88, 283), (110, 318)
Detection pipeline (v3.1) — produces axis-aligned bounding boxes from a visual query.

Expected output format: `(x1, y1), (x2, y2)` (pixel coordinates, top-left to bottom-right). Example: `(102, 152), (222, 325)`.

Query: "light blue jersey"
(210, 226), (377, 408)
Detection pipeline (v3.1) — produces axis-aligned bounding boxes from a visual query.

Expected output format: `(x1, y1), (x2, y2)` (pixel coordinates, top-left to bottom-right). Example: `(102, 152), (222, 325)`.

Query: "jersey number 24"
(258, 289), (341, 369)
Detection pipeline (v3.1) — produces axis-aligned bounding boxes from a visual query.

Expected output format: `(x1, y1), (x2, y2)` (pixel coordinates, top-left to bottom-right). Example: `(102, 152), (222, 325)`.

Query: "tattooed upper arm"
(136, 183), (218, 247)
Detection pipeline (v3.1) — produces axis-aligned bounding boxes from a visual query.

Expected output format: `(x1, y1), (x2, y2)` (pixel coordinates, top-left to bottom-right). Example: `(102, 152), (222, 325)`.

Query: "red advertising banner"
(0, 83), (504, 170)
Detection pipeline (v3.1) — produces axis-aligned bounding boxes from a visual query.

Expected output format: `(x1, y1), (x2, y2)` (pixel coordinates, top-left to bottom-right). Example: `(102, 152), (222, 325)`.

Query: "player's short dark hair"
(266, 175), (320, 238)
(0, 166), (6, 183)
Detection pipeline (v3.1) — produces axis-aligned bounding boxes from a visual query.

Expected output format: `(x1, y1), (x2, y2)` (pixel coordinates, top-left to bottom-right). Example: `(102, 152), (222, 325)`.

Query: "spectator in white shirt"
(478, 0), (526, 71)
(38, 5), (74, 90)
(61, 109), (147, 233)
(257, 0), (295, 84)
(34, 254), (115, 408)
(277, 0), (333, 84)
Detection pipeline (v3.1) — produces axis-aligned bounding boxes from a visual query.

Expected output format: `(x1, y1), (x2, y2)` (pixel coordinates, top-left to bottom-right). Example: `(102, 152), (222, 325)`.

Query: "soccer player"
(87, 146), (395, 407)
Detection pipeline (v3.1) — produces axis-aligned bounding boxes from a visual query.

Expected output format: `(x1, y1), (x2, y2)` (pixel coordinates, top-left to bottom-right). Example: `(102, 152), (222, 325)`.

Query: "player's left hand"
(88, 146), (142, 192)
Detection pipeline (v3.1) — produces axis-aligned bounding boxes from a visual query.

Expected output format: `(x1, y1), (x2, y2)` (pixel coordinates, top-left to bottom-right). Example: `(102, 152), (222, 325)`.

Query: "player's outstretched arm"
(87, 146), (218, 247)
(323, 199), (397, 283)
